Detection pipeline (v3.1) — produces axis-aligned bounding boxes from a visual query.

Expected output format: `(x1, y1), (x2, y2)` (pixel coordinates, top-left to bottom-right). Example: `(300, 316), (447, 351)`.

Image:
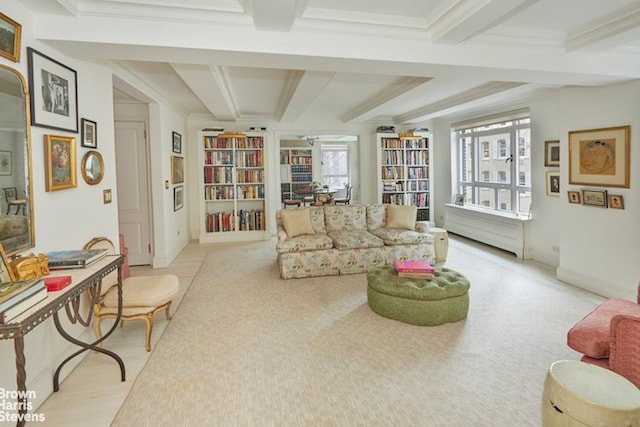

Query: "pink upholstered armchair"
(567, 283), (640, 387)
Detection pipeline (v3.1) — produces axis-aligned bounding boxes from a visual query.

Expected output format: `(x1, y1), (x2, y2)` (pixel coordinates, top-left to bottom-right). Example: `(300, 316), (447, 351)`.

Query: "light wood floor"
(35, 242), (212, 426)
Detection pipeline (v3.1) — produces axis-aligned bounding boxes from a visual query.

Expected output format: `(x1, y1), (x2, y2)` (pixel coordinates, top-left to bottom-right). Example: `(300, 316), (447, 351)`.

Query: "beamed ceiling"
(21, 0), (640, 126)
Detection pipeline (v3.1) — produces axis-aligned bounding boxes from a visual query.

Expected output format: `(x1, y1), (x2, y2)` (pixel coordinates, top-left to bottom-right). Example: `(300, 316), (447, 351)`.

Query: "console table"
(0, 255), (126, 427)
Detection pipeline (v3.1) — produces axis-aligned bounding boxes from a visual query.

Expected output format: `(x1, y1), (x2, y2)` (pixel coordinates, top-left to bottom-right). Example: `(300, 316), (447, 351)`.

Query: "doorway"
(114, 119), (153, 265)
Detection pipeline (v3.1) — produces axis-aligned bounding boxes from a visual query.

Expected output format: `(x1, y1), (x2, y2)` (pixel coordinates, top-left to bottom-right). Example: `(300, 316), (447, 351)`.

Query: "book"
(46, 248), (108, 269)
(393, 259), (435, 274)
(0, 281), (48, 324)
(398, 271), (433, 280)
(0, 279), (45, 311)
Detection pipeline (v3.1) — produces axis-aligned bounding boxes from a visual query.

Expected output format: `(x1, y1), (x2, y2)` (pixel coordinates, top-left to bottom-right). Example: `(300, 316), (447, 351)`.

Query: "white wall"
(431, 81), (639, 300)
(0, 1), (189, 412)
(556, 81), (640, 299)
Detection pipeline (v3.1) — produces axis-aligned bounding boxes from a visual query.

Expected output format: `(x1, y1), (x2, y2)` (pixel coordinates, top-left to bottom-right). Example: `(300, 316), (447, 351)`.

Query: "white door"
(115, 121), (152, 265)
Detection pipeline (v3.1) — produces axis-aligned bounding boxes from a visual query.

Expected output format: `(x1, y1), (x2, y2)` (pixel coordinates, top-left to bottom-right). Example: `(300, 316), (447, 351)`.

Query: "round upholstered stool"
(366, 266), (470, 326)
(542, 360), (640, 426)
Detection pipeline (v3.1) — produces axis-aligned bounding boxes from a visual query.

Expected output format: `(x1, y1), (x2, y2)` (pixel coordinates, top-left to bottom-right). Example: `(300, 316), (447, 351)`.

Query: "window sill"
(444, 203), (531, 222)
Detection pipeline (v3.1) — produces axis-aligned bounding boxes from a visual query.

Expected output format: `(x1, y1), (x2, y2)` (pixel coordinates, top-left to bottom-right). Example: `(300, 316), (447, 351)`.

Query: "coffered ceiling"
(21, 0), (640, 125)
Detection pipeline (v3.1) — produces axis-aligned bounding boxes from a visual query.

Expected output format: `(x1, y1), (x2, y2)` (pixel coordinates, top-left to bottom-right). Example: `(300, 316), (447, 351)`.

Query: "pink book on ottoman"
(393, 260), (434, 274)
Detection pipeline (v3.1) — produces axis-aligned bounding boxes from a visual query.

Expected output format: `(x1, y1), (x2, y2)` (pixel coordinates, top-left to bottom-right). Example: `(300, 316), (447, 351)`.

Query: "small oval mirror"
(81, 151), (104, 185)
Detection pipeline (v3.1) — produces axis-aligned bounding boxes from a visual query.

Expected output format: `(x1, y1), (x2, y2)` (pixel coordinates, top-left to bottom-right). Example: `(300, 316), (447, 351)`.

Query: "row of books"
(393, 259), (435, 279)
(205, 209), (266, 233)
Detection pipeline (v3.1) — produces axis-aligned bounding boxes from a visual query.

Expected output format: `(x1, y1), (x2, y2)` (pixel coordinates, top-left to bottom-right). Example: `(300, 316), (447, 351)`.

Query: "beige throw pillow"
(281, 208), (315, 237)
(386, 204), (417, 230)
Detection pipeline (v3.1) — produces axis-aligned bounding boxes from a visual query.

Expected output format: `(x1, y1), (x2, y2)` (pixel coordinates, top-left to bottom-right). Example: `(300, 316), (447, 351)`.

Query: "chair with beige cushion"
(85, 236), (179, 351)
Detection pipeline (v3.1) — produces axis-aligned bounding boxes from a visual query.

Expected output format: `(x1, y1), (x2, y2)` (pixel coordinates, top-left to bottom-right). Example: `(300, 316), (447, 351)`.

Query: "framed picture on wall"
(81, 118), (97, 148)
(27, 47), (79, 133)
(172, 131), (182, 154)
(582, 189), (608, 207)
(44, 134), (77, 191)
(545, 171), (560, 196)
(544, 140), (560, 167)
(608, 194), (624, 209)
(171, 156), (184, 184)
(567, 191), (581, 204)
(174, 185), (184, 211)
(568, 125), (630, 188)
(0, 13), (21, 62)
(0, 151), (11, 175)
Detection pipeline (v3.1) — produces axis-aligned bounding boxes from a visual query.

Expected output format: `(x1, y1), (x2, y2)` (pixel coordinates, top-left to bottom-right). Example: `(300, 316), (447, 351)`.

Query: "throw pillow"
(385, 204), (417, 230)
(281, 208), (315, 237)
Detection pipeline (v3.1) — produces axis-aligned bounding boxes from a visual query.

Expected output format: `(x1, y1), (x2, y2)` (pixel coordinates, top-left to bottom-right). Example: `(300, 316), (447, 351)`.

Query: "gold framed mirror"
(81, 150), (104, 185)
(0, 64), (34, 256)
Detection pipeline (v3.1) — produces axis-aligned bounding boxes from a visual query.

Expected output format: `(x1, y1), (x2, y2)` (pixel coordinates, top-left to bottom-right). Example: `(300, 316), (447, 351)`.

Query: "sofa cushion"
(276, 233), (334, 253)
(328, 230), (383, 250)
(324, 205), (367, 232)
(366, 204), (387, 230)
(281, 208), (315, 237)
(276, 207), (326, 234)
(386, 204), (417, 230)
(567, 297), (640, 359)
(369, 228), (432, 246)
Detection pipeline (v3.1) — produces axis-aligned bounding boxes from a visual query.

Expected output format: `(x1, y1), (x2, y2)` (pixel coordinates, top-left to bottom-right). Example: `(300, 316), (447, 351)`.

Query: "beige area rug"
(112, 238), (601, 426)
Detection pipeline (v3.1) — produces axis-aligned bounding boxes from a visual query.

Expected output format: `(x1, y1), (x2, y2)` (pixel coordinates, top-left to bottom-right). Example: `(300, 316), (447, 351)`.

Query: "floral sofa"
(276, 204), (436, 279)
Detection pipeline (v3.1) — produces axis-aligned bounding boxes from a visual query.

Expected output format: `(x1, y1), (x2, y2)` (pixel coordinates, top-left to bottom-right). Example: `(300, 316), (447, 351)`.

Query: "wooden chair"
(3, 187), (26, 215)
(334, 185), (352, 205)
(85, 236), (179, 351)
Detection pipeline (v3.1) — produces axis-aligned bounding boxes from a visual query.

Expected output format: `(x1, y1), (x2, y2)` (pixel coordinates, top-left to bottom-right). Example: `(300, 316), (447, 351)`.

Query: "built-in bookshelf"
(279, 148), (313, 205)
(199, 131), (267, 242)
(376, 132), (432, 222)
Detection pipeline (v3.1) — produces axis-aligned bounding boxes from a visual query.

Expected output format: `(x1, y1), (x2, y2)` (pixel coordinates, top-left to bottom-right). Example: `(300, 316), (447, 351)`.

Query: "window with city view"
(454, 112), (531, 217)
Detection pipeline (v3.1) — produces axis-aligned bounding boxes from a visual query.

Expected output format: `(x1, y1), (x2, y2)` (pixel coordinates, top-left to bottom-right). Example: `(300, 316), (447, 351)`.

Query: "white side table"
(542, 360), (640, 426)
(429, 227), (448, 264)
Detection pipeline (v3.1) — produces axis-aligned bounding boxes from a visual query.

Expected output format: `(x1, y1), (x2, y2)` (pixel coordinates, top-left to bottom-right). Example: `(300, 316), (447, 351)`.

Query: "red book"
(393, 260), (434, 274)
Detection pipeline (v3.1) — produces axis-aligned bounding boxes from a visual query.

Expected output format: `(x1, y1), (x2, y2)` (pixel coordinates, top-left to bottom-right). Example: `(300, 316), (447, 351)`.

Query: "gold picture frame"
(171, 156), (184, 184)
(44, 135), (77, 191)
(0, 13), (21, 62)
(608, 194), (624, 210)
(568, 125), (630, 188)
(567, 191), (581, 204)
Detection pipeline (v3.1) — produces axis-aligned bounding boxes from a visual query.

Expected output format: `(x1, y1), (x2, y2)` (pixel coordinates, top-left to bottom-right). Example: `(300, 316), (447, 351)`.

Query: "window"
(321, 144), (349, 191)
(454, 110), (531, 216)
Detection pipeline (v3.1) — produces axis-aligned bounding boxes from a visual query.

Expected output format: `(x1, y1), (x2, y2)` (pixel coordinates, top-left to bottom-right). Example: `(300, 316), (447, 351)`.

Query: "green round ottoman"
(367, 266), (470, 326)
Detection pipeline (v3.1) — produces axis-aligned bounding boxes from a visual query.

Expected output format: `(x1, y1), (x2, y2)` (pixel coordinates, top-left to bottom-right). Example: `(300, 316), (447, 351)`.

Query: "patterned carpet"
(112, 237), (601, 426)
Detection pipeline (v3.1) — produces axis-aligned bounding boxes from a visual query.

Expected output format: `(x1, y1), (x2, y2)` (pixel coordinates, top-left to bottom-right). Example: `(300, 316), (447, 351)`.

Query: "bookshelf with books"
(376, 132), (432, 223)
(279, 148), (313, 205)
(199, 131), (268, 243)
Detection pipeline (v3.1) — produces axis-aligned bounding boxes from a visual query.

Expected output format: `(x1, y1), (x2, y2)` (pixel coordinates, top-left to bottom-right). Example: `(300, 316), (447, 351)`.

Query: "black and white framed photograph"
(27, 47), (78, 132)
(174, 185), (184, 211)
(546, 171), (560, 196)
(81, 118), (97, 148)
(172, 131), (182, 154)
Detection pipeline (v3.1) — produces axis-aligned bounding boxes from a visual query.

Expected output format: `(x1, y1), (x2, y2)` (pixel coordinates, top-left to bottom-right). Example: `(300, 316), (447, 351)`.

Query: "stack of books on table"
(0, 279), (47, 325)
(46, 248), (108, 270)
(393, 260), (435, 279)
